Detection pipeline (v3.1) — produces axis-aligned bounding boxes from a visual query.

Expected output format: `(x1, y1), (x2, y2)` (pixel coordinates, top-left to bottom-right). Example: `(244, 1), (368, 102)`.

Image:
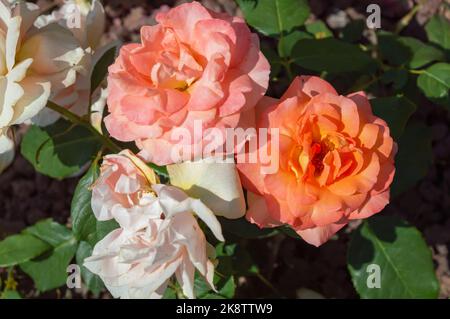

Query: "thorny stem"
(46, 101), (121, 153)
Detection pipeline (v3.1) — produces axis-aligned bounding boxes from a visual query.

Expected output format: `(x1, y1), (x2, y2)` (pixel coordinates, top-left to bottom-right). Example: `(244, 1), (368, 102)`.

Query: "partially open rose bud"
(32, 0), (108, 127)
(86, 150), (224, 299)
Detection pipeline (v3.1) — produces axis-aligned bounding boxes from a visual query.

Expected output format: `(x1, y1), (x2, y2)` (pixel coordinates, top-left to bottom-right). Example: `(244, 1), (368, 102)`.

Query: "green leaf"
(348, 215), (439, 299)
(91, 44), (118, 94)
(391, 122), (433, 197)
(195, 273), (236, 299)
(370, 96), (417, 140)
(20, 238), (77, 292)
(291, 38), (376, 73)
(21, 119), (102, 179)
(76, 241), (104, 295)
(24, 219), (73, 247)
(71, 163), (116, 296)
(1, 290), (22, 299)
(0, 234), (50, 267)
(305, 21), (332, 39)
(417, 62), (450, 108)
(278, 30), (312, 58)
(149, 163), (169, 179)
(380, 69), (409, 90)
(340, 19), (365, 43)
(425, 15), (450, 51)
(379, 33), (445, 69)
(71, 162), (99, 241)
(237, 0), (310, 37)
(17, 221), (77, 292)
(70, 161), (119, 247)
(162, 286), (177, 299)
(95, 220), (119, 244)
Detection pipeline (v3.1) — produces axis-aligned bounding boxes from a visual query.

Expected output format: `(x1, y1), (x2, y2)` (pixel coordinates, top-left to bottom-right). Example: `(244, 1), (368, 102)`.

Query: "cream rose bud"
(37, 0), (106, 50)
(86, 150), (224, 299)
(0, 0), (85, 154)
(31, 0), (108, 127)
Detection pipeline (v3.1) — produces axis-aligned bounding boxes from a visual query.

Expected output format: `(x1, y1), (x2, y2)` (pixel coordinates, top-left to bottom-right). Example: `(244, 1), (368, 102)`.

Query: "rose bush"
(0, 0), (444, 300)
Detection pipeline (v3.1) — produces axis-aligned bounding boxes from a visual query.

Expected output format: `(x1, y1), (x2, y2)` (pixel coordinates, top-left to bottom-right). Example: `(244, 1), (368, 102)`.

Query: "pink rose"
(105, 1), (269, 165)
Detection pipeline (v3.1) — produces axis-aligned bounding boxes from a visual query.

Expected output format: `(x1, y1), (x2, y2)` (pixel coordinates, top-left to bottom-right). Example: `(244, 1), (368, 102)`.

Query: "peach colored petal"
(281, 76), (337, 101)
(349, 190), (390, 220)
(296, 223), (346, 247)
(246, 191), (281, 228)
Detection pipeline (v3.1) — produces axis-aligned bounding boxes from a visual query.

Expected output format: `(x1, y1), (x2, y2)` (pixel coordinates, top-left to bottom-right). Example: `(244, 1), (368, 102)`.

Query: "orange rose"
(237, 76), (397, 246)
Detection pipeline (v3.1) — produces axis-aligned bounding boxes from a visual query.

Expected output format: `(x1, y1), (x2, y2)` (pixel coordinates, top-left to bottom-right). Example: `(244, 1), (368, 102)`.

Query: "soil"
(0, 0), (449, 299)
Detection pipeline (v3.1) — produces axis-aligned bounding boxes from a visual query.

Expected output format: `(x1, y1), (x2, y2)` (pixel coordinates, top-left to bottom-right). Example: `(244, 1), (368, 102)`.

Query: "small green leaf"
(95, 220), (120, 244)
(21, 119), (102, 179)
(1, 290), (22, 299)
(237, 0), (310, 37)
(380, 69), (409, 90)
(71, 162), (99, 241)
(348, 215), (439, 299)
(20, 239), (77, 292)
(391, 122), (433, 197)
(425, 16), (450, 51)
(217, 276), (236, 298)
(305, 21), (332, 39)
(278, 30), (312, 58)
(0, 234), (50, 267)
(24, 219), (73, 247)
(162, 286), (177, 299)
(71, 161), (119, 247)
(370, 96), (417, 140)
(340, 19), (365, 43)
(149, 163), (169, 179)
(379, 33), (445, 69)
(76, 241), (104, 295)
(417, 62), (450, 108)
(91, 44), (118, 94)
(195, 273), (236, 299)
(291, 38), (376, 73)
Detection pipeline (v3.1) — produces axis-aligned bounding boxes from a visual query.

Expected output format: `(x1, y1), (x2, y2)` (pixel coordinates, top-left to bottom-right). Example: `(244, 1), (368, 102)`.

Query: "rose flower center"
(289, 120), (356, 185)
